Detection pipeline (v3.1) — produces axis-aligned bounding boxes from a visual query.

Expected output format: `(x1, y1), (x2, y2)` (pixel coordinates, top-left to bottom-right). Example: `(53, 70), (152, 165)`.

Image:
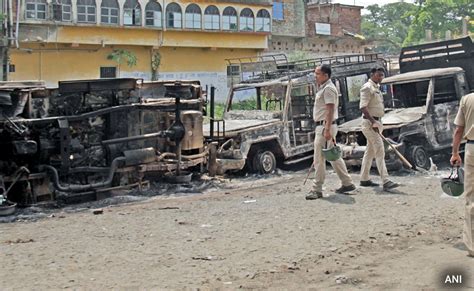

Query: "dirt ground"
(1, 162), (473, 290)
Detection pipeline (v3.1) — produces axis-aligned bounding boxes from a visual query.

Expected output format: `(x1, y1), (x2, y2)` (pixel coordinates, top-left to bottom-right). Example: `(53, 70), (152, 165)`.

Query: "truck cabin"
(382, 67), (468, 111)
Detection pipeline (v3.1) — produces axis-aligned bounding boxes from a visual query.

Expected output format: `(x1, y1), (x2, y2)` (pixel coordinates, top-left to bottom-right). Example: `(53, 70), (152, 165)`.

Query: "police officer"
(306, 64), (355, 200)
(451, 92), (474, 257)
(359, 67), (399, 191)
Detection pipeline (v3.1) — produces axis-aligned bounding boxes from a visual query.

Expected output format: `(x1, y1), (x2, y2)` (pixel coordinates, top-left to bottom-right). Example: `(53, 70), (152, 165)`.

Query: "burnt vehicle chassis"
(337, 67), (470, 170)
(0, 79), (207, 205)
(337, 37), (474, 170)
(205, 53), (387, 174)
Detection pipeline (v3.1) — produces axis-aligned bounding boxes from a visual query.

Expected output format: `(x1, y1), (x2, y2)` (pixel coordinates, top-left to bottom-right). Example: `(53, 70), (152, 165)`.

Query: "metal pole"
(210, 86), (215, 140)
(205, 84), (208, 110)
(175, 96), (181, 176)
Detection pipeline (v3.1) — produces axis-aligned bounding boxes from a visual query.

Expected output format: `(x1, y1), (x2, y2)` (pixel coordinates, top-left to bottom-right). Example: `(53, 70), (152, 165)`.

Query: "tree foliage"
(362, 0), (473, 54)
(404, 0), (474, 46)
(362, 2), (418, 54)
(151, 51), (161, 81)
(107, 49), (137, 68)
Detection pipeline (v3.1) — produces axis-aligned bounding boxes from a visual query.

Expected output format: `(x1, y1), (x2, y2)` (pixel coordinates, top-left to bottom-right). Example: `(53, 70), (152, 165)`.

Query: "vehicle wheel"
(407, 145), (430, 170)
(249, 152), (260, 173)
(254, 151), (276, 174)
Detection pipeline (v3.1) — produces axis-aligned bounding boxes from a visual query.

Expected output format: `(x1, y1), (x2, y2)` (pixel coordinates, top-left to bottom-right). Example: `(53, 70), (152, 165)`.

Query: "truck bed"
(399, 36), (474, 91)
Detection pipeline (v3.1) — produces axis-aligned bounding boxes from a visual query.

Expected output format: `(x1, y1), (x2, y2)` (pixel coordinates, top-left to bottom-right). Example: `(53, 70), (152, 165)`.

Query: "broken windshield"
(389, 76), (457, 108)
(229, 84), (285, 112)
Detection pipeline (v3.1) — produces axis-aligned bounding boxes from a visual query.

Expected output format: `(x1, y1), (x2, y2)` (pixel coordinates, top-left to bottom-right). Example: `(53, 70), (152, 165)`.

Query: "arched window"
(124, 0), (141, 26)
(256, 9), (270, 32)
(204, 5), (219, 30)
(52, 0), (72, 22)
(239, 8), (254, 32)
(101, 0), (119, 24)
(185, 4), (201, 29)
(25, 0), (46, 19)
(145, 1), (162, 27)
(77, 0), (96, 23)
(166, 3), (182, 28)
(222, 7), (237, 31)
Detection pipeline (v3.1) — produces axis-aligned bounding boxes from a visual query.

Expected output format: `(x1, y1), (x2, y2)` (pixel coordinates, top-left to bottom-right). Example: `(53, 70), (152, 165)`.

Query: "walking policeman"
(359, 67), (399, 191)
(306, 64), (355, 200)
(450, 92), (474, 257)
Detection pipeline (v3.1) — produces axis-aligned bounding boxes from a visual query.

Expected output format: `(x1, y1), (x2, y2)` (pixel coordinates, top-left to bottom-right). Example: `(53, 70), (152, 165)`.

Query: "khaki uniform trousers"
(360, 119), (389, 184)
(464, 143), (474, 255)
(312, 124), (353, 192)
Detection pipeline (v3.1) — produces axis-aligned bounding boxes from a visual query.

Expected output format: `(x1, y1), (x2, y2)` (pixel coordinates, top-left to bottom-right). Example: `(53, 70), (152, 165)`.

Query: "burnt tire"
(254, 150), (276, 174)
(407, 145), (430, 170)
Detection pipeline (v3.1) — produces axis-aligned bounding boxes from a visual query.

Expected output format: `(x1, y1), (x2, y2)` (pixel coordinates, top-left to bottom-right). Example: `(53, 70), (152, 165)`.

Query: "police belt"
(315, 120), (337, 126)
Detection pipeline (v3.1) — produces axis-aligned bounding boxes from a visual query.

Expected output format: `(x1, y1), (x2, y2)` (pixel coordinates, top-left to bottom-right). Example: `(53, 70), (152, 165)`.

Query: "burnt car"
(205, 54), (387, 174)
(0, 79), (207, 206)
(206, 74), (317, 175)
(337, 36), (473, 170)
(337, 67), (470, 169)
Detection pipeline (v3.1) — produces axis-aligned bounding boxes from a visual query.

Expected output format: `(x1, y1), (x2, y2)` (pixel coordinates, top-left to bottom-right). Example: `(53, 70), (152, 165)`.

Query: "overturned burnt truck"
(205, 53), (386, 174)
(0, 79), (207, 206)
(337, 36), (473, 170)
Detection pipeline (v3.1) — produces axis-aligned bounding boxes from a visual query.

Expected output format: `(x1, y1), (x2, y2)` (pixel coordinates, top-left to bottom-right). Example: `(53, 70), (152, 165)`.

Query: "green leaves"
(151, 51), (161, 71)
(107, 49), (137, 68)
(404, 0), (473, 46)
(362, 2), (417, 54)
(362, 0), (473, 53)
(151, 51), (161, 81)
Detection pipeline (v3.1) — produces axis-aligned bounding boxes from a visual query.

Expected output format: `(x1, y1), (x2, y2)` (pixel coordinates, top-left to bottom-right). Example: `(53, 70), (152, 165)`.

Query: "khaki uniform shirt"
(454, 93), (474, 140)
(313, 79), (339, 122)
(359, 79), (385, 117)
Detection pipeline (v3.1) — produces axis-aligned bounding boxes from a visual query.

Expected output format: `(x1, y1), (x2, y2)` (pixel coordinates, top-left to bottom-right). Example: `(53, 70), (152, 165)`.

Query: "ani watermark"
(438, 267), (470, 289)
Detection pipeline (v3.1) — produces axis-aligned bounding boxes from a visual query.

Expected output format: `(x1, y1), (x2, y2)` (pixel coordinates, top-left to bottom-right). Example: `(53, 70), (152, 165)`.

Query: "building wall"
(306, 3), (362, 37)
(156, 46), (258, 101)
(10, 43), (257, 100)
(10, 43), (152, 83)
(271, 0), (305, 37)
(11, 0), (271, 100)
(17, 25), (268, 49)
(301, 37), (364, 55)
(267, 2), (364, 57)
(268, 35), (363, 56)
(18, 0), (272, 32)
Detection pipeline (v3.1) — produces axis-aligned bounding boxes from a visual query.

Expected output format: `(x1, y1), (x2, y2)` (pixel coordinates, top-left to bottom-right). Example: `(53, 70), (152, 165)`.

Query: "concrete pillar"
(0, 47), (6, 80)
(462, 16), (469, 36)
(425, 29), (432, 41)
(445, 30), (452, 40)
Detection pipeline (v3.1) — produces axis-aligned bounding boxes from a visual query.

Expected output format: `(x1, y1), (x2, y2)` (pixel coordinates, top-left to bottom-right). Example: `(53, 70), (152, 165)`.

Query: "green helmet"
(441, 167), (464, 197)
(322, 139), (342, 161)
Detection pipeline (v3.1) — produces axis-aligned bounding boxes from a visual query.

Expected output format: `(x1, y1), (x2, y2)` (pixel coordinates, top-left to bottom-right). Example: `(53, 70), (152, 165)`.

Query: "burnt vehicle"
(0, 79), (207, 207)
(205, 54), (387, 174)
(337, 37), (474, 170)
